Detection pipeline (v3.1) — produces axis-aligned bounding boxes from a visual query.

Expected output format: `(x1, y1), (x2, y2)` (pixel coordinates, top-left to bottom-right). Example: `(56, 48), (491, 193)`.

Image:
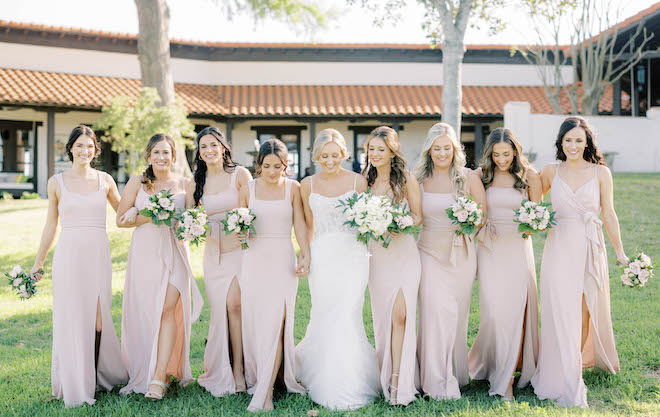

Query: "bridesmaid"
(117, 133), (203, 399)
(362, 127), (422, 406)
(531, 117), (628, 408)
(414, 122), (486, 400)
(186, 127), (252, 396)
(239, 139), (308, 412)
(467, 128), (540, 401)
(30, 125), (127, 406)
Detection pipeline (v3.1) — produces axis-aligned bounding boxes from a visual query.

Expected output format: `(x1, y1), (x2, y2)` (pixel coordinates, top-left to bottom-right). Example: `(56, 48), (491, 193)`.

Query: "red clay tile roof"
(0, 68), (626, 117)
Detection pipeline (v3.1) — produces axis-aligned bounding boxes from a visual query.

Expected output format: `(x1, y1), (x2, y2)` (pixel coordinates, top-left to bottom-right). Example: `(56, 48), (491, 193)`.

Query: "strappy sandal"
(389, 373), (400, 405)
(145, 379), (169, 400)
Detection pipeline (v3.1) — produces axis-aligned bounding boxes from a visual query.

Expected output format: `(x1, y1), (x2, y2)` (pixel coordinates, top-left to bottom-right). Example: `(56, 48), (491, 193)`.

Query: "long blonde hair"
(362, 126), (408, 204)
(414, 123), (468, 195)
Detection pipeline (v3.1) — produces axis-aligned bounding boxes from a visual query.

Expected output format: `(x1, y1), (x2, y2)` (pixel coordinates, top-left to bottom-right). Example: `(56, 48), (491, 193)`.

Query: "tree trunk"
(442, 39), (465, 137)
(135, 0), (191, 177)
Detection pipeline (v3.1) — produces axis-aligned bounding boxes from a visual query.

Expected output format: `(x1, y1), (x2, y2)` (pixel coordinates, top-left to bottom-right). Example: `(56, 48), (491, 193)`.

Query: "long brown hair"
(362, 126), (408, 204)
(479, 128), (531, 191)
(193, 127), (237, 206)
(555, 116), (606, 165)
(142, 133), (176, 192)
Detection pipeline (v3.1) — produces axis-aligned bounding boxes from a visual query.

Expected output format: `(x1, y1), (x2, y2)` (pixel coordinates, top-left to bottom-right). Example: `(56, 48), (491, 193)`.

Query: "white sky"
(1, 0), (657, 45)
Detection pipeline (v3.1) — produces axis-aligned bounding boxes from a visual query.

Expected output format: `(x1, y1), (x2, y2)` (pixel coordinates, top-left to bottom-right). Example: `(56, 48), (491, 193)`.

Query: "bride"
(295, 129), (381, 409)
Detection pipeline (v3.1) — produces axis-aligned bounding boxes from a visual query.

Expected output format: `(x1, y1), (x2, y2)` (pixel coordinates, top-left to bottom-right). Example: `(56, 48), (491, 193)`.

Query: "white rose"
(641, 254), (651, 266)
(524, 201), (536, 209)
(396, 215), (413, 229)
(197, 213), (207, 224)
(629, 262), (642, 275)
(543, 210), (550, 220)
(20, 291), (29, 298)
(191, 224), (205, 236)
(158, 197), (171, 208)
(145, 201), (156, 211)
(19, 284), (26, 292)
(456, 210), (469, 223)
(13, 278), (22, 287)
(621, 274), (633, 286)
(518, 212), (530, 223)
(183, 231), (195, 242)
(10, 265), (22, 278)
(237, 208), (250, 216)
(157, 211), (170, 220)
(464, 201), (478, 213)
(528, 211), (537, 220)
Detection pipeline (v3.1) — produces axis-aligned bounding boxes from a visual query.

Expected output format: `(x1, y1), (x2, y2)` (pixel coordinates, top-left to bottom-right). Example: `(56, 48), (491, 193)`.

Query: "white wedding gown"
(295, 185), (381, 410)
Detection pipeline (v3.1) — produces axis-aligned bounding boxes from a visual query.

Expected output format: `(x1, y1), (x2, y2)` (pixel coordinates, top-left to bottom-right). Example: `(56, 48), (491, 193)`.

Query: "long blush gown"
(416, 186), (476, 400)
(468, 187), (539, 397)
(51, 172), (127, 406)
(197, 169), (245, 396)
(531, 164), (619, 408)
(120, 185), (203, 395)
(368, 196), (420, 406)
(242, 179), (306, 411)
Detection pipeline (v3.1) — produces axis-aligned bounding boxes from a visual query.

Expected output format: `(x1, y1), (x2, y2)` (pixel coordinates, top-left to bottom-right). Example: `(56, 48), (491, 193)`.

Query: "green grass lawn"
(0, 173), (658, 416)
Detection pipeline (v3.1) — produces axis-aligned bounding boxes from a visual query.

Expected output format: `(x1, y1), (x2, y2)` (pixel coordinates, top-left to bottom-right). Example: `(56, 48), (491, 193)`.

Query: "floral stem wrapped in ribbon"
(175, 206), (210, 246)
(513, 199), (557, 239)
(221, 208), (256, 250)
(139, 189), (176, 226)
(5, 265), (41, 299)
(445, 195), (483, 236)
(337, 191), (393, 247)
(620, 252), (654, 288)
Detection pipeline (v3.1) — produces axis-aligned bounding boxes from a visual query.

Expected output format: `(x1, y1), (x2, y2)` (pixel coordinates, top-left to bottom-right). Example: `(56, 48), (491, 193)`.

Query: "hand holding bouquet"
(221, 208), (256, 249)
(139, 189), (176, 226)
(445, 195), (483, 236)
(620, 252), (654, 288)
(384, 203), (421, 248)
(5, 265), (40, 299)
(513, 200), (556, 239)
(176, 206), (210, 246)
(337, 191), (393, 246)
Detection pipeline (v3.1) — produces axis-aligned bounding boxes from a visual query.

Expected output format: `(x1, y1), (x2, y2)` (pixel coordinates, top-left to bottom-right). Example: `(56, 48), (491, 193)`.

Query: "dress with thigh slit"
(368, 195), (421, 406)
(242, 179), (306, 411)
(468, 187), (539, 397)
(197, 169), (245, 396)
(51, 172), (128, 406)
(416, 186), (476, 400)
(119, 185), (203, 395)
(531, 164), (619, 408)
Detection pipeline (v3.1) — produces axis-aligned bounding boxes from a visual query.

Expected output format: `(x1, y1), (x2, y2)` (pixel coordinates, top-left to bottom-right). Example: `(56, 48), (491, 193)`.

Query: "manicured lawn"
(0, 173), (658, 416)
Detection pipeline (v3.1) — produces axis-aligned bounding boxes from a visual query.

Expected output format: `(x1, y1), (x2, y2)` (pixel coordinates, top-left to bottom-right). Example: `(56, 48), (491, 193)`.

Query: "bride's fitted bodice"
(309, 191), (355, 237)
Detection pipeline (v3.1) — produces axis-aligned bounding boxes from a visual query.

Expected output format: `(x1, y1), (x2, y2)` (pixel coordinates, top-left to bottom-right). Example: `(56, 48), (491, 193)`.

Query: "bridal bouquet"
(139, 189), (176, 226)
(175, 206), (210, 246)
(620, 252), (654, 288)
(221, 208), (256, 249)
(445, 195), (483, 236)
(384, 203), (421, 248)
(337, 191), (393, 246)
(513, 200), (556, 239)
(5, 265), (40, 300)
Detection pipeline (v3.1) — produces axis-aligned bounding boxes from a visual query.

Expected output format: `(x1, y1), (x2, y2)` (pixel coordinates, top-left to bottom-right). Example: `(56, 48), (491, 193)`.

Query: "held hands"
(296, 252), (310, 278)
(118, 207), (138, 226)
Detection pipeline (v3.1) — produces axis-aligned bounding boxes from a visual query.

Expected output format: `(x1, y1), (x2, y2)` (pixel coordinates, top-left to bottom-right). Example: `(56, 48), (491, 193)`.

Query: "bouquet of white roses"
(337, 191), (393, 246)
(513, 200), (556, 239)
(5, 265), (40, 300)
(620, 252), (654, 288)
(175, 206), (210, 246)
(221, 208), (256, 250)
(139, 189), (176, 226)
(445, 195), (483, 236)
(384, 203), (421, 248)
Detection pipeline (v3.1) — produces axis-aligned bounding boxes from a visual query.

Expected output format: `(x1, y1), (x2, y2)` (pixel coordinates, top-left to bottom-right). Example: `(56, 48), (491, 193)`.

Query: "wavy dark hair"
(362, 126), (409, 204)
(142, 133), (176, 192)
(478, 128), (531, 192)
(256, 139), (288, 176)
(555, 116), (606, 165)
(66, 125), (101, 163)
(193, 127), (237, 206)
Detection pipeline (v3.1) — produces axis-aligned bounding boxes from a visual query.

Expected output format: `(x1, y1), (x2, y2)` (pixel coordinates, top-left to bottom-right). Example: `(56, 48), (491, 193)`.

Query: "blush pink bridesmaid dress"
(242, 179), (306, 411)
(468, 187), (539, 397)
(368, 195), (420, 406)
(119, 184), (203, 395)
(197, 169), (245, 397)
(416, 185), (476, 400)
(51, 172), (128, 406)
(531, 164), (619, 408)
